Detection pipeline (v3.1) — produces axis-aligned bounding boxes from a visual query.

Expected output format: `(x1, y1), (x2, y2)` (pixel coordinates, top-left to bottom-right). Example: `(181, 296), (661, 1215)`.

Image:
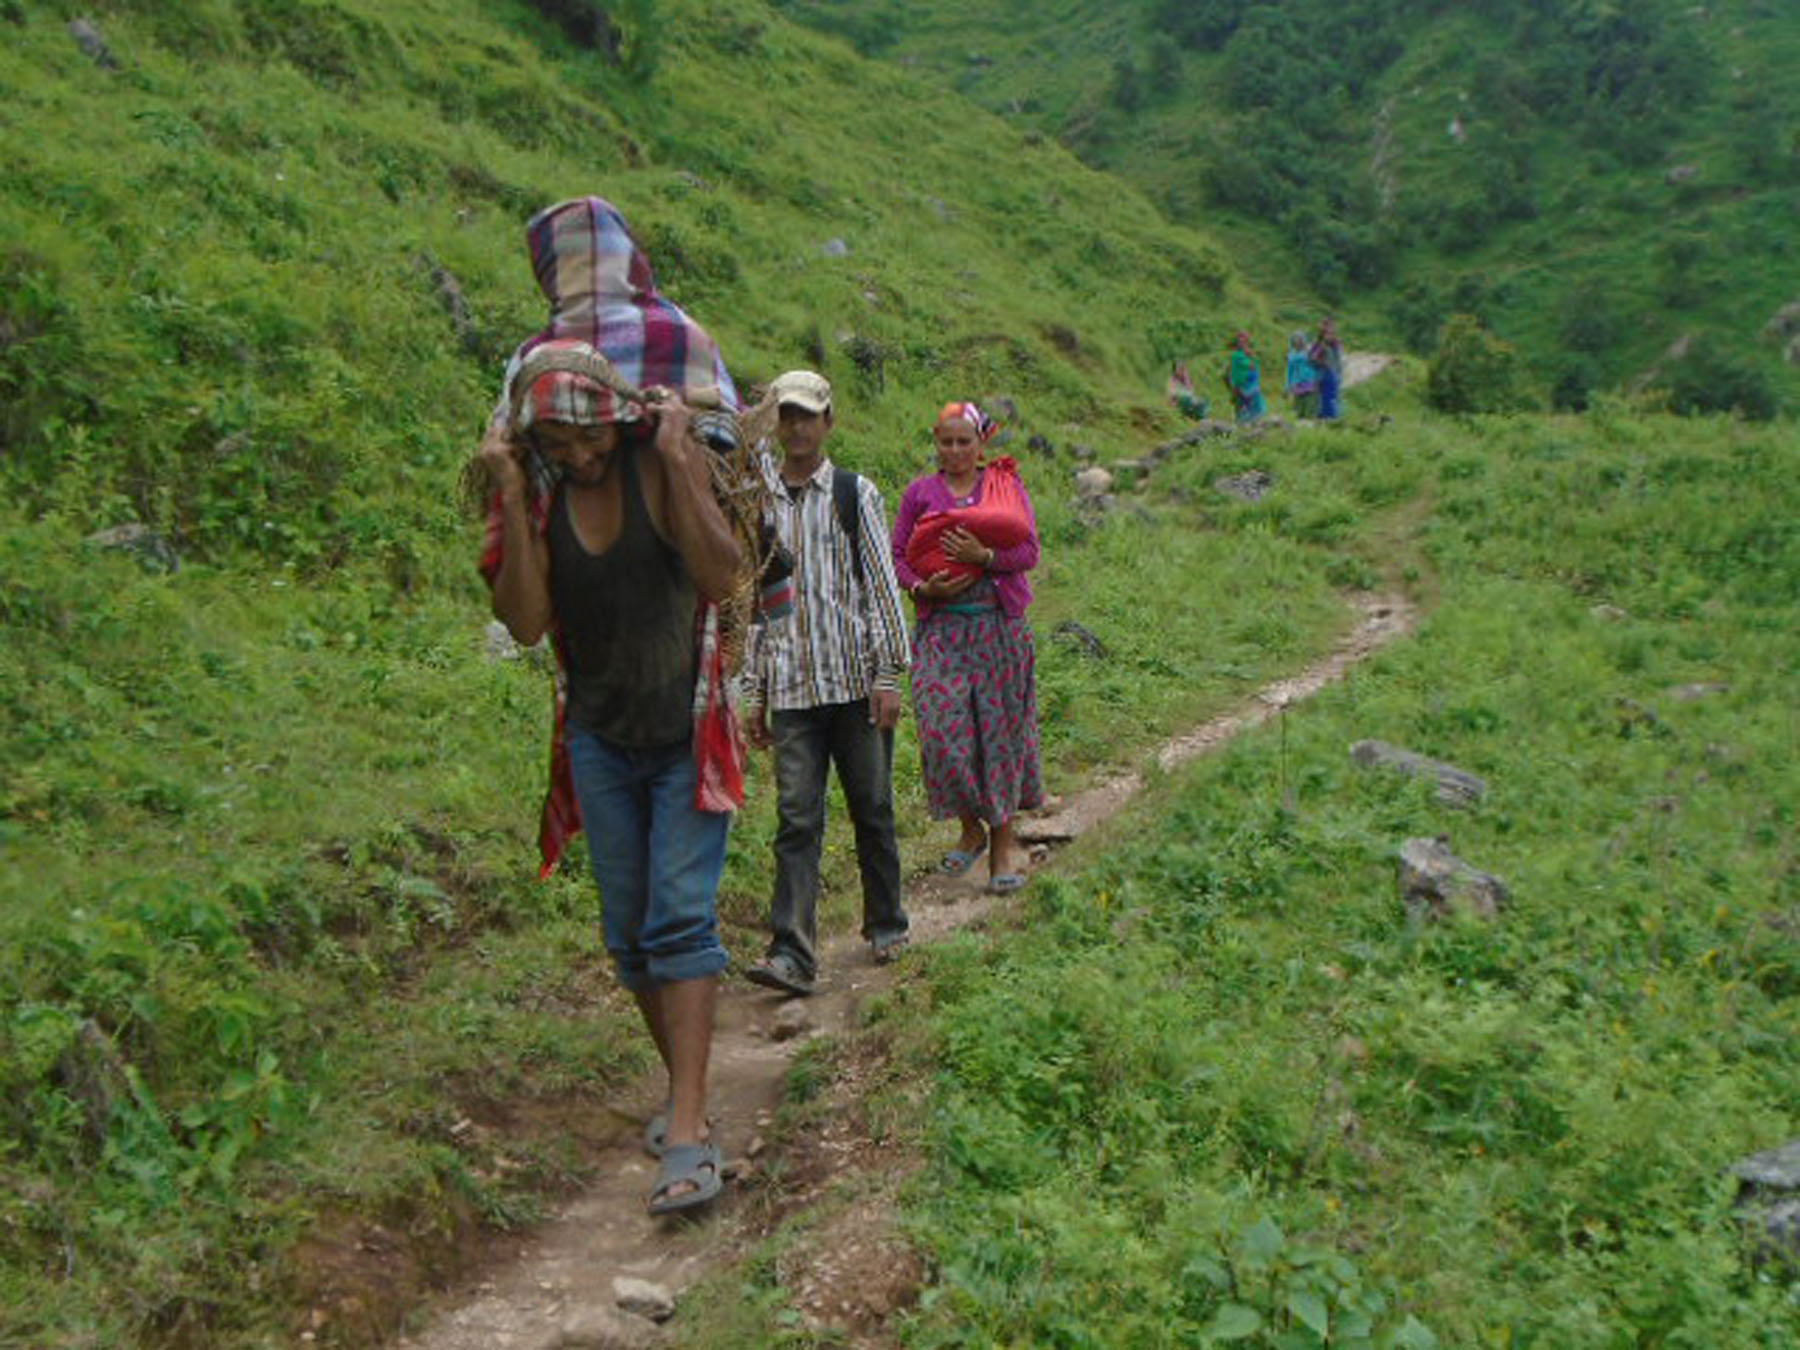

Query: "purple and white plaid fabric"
(503, 196), (739, 417)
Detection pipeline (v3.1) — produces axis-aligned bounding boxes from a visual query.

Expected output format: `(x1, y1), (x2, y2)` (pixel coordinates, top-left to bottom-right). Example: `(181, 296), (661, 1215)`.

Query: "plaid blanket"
(481, 197), (745, 879)
(515, 195), (739, 408)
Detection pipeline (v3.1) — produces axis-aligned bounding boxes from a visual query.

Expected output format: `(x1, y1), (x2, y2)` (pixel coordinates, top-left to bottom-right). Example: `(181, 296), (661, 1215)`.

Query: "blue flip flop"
(987, 872), (1026, 895)
(939, 841), (988, 875)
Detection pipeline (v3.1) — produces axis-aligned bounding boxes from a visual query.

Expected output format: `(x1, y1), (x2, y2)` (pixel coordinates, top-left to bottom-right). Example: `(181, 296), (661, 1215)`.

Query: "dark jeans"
(767, 698), (908, 979)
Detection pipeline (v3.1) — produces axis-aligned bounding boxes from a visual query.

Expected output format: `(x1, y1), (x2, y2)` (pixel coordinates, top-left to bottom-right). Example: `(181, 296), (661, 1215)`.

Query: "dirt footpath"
(393, 592), (1418, 1350)
(1342, 352), (1397, 389)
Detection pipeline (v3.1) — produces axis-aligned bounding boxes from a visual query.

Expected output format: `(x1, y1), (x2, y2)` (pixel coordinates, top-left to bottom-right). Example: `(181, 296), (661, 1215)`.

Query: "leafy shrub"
(1661, 337), (1780, 422)
(1150, 0), (1250, 53)
(1426, 314), (1535, 414)
(1556, 280), (1621, 356)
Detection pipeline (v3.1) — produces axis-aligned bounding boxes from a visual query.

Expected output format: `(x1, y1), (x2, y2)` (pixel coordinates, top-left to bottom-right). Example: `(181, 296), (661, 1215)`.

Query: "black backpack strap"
(832, 467), (864, 588)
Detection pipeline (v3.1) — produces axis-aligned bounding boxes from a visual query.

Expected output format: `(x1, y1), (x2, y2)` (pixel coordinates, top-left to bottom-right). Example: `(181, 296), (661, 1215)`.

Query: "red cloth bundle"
(905, 457), (1031, 580)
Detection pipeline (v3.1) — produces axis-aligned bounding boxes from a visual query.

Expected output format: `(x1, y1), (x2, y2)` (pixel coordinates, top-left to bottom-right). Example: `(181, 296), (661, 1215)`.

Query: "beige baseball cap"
(767, 369), (832, 413)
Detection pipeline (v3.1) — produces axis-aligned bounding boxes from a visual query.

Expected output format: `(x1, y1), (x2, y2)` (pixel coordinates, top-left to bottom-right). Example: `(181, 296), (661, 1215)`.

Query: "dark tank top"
(549, 445), (697, 748)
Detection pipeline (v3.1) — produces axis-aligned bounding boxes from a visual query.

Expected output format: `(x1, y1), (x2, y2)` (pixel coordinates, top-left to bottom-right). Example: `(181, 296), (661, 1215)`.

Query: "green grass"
(0, 0), (1372, 1340)
(5, 0), (1799, 1344)
(863, 413), (1800, 1348)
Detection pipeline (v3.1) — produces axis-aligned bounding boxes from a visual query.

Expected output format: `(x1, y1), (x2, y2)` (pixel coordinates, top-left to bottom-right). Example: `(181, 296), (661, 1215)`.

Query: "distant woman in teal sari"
(1226, 330), (1266, 424)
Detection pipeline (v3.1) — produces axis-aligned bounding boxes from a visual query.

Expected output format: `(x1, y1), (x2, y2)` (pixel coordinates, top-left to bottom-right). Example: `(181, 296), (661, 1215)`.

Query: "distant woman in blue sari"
(1310, 316), (1344, 420)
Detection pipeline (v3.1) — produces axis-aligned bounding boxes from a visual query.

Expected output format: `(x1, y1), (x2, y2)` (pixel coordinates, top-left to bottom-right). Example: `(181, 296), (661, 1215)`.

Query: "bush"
(1661, 338), (1780, 421)
(1426, 314), (1535, 414)
(1149, 0), (1250, 53)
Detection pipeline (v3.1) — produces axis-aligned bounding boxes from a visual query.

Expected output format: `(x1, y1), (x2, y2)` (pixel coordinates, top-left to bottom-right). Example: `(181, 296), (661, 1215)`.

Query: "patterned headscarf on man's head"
(934, 400), (997, 443)
(512, 339), (633, 430)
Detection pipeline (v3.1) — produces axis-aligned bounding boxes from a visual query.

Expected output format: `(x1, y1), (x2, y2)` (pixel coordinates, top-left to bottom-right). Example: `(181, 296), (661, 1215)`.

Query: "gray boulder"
(1213, 469), (1273, 502)
(1051, 620), (1107, 660)
(1074, 467), (1114, 498)
(1350, 739), (1486, 808)
(1732, 1140), (1800, 1267)
(69, 18), (119, 69)
(86, 523), (179, 575)
(1398, 836), (1509, 921)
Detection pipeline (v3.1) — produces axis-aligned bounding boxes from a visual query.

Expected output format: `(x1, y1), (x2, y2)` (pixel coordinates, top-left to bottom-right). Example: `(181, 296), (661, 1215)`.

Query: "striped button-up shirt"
(746, 454), (910, 714)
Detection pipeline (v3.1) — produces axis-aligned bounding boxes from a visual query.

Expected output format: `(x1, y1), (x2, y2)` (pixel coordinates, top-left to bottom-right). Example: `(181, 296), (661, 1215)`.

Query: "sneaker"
(745, 951), (815, 997)
(870, 932), (910, 965)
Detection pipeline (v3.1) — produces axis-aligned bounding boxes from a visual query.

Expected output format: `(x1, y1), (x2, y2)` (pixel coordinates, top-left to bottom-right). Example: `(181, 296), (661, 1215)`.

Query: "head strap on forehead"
(509, 341), (638, 430)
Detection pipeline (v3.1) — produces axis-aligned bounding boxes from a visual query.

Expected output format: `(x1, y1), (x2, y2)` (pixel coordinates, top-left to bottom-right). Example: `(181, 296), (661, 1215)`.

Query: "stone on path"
(555, 1302), (662, 1348)
(1398, 836), (1508, 921)
(611, 1277), (675, 1323)
(1350, 739), (1487, 808)
(771, 1000), (813, 1042)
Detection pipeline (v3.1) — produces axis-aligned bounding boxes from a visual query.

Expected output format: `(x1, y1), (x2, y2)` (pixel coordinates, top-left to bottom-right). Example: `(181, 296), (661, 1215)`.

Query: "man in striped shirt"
(743, 370), (912, 996)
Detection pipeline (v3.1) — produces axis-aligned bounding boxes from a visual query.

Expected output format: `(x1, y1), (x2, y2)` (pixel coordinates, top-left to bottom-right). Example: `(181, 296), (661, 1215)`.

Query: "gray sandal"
(745, 952), (815, 997)
(644, 1102), (670, 1158)
(648, 1141), (723, 1215)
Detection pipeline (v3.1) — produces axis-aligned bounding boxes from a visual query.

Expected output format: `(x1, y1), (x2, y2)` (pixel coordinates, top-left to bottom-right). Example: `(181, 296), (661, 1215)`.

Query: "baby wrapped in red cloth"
(903, 455), (1032, 580)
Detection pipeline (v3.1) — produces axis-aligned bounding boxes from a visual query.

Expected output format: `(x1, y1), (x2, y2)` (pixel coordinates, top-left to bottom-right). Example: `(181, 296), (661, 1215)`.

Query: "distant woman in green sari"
(1226, 330), (1266, 424)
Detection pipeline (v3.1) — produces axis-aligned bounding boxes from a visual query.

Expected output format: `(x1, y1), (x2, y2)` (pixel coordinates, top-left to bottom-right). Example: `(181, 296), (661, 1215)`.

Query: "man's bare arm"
(647, 402), (743, 602)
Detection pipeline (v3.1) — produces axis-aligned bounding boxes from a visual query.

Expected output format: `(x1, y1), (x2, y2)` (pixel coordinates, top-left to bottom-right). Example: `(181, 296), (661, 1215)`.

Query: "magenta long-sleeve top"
(890, 468), (1040, 620)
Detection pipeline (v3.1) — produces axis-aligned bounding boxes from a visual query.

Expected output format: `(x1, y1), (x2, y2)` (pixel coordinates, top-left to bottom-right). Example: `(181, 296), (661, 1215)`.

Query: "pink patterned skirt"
(911, 607), (1043, 825)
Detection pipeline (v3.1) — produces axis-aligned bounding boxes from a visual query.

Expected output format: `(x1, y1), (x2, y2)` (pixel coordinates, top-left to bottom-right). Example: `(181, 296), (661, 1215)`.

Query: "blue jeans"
(566, 730), (731, 992)
(767, 698), (908, 980)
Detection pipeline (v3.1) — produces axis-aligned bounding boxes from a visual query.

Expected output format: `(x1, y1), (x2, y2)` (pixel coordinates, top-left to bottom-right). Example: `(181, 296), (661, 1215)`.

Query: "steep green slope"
(775, 0), (1800, 412)
(1, 0), (1325, 1341)
(1, 0), (1250, 573)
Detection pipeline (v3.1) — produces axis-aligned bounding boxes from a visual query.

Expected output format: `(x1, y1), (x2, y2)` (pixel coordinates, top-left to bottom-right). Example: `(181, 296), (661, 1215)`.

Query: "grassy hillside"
(774, 0), (1800, 413)
(687, 412), (1800, 1349)
(5, 0), (1797, 1345)
(0, 0), (1347, 1342)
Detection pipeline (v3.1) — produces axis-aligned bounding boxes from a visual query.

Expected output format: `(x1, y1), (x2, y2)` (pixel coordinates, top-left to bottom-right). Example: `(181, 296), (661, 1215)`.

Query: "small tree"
(1427, 314), (1535, 414)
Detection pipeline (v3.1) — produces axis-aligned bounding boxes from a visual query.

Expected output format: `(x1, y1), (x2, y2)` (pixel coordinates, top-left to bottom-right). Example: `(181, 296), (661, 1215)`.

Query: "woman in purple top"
(891, 401), (1043, 895)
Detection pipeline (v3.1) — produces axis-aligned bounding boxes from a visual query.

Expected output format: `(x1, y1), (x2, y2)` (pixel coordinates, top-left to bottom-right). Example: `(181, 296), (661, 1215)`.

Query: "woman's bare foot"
(955, 814), (988, 857)
(987, 818), (1023, 884)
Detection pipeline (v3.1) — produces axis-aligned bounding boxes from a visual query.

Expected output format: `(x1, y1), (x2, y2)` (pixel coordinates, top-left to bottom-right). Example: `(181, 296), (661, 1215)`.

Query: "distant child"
(1167, 360), (1207, 421)
(1285, 332), (1318, 419)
